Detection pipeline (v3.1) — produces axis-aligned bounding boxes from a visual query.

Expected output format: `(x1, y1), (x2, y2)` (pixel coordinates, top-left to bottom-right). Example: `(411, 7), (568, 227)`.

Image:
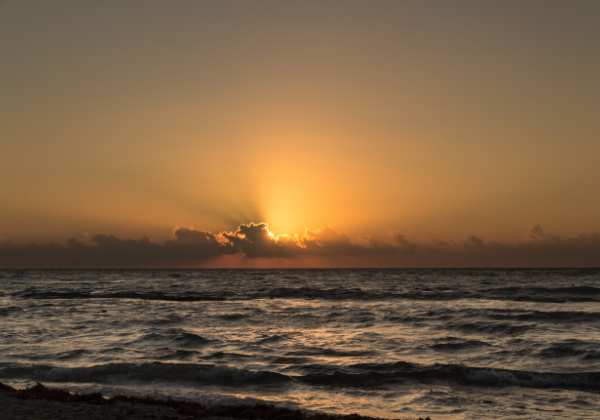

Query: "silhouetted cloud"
(0, 223), (599, 267)
(222, 223), (295, 258)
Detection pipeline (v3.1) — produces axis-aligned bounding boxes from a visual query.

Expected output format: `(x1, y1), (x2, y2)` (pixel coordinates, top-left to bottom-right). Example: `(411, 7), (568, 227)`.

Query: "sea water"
(1, 269), (600, 419)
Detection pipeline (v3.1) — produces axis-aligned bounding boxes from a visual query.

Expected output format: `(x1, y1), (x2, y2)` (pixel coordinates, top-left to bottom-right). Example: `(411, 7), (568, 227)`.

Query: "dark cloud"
(0, 228), (229, 268)
(222, 223), (295, 258)
(0, 223), (599, 267)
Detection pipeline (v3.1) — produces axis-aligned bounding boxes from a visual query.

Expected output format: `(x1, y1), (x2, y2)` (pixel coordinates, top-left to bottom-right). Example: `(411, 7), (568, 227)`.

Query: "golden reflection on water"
(220, 385), (463, 420)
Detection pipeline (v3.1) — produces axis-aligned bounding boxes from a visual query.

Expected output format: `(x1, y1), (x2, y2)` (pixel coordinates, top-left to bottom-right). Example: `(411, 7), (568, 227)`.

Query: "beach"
(0, 382), (398, 420)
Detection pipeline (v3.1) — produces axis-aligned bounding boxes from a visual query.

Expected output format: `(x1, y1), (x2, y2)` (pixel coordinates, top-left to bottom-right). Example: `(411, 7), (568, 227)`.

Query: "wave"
(485, 286), (600, 303)
(537, 340), (600, 360)
(19, 349), (89, 362)
(285, 347), (375, 357)
(133, 329), (214, 348)
(206, 352), (254, 360)
(14, 284), (600, 303)
(2, 361), (600, 392)
(494, 285), (600, 296)
(442, 321), (534, 335)
(0, 362), (290, 387)
(13, 287), (382, 302)
(297, 361), (600, 391)
(429, 337), (491, 351)
(156, 350), (199, 360)
(172, 331), (213, 347)
(420, 308), (600, 324)
(478, 309), (600, 323)
(254, 334), (292, 344)
(217, 313), (249, 321)
(0, 306), (21, 317)
(15, 290), (227, 302)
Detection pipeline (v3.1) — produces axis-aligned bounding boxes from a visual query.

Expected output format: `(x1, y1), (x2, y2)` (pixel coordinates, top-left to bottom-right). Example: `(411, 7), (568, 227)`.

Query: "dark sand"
(0, 382), (430, 420)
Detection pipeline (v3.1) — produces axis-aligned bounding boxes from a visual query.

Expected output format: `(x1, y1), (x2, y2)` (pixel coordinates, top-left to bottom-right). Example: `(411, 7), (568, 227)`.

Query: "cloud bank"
(0, 223), (599, 268)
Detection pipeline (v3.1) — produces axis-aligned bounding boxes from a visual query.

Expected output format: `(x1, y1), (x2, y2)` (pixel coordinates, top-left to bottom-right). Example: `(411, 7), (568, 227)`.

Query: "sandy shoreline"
(0, 382), (431, 420)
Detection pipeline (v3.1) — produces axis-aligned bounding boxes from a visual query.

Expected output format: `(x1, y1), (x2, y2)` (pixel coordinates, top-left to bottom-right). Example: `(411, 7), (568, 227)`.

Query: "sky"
(1, 1), (599, 267)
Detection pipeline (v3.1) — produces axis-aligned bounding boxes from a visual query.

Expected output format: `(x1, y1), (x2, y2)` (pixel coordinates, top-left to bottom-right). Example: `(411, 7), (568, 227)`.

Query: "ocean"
(1, 269), (600, 419)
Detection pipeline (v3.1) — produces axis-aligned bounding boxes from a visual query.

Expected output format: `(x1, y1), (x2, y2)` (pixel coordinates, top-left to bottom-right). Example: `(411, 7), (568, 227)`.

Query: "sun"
(265, 225), (293, 243)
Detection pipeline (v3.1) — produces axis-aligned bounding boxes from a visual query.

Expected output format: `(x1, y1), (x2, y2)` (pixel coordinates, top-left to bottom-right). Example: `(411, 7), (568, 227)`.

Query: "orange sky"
(1, 1), (599, 267)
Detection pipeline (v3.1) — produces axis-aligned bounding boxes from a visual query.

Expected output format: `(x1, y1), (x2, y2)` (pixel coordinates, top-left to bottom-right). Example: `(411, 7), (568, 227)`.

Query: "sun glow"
(265, 226), (293, 243)
(263, 224), (304, 246)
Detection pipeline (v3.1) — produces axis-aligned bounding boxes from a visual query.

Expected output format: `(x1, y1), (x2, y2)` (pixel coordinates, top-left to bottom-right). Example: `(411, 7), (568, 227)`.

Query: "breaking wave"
(2, 361), (600, 392)
(15, 284), (600, 303)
